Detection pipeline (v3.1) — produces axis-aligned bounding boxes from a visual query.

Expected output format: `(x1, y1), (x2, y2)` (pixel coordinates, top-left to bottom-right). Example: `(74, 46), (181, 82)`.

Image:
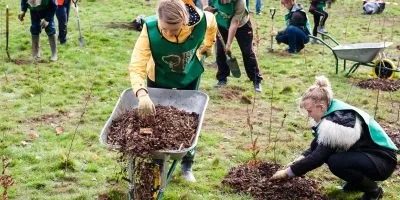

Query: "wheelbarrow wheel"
(373, 58), (395, 79)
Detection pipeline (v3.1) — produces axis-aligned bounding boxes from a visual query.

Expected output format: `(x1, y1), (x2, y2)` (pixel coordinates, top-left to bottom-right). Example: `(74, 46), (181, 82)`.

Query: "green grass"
(0, 0), (399, 199)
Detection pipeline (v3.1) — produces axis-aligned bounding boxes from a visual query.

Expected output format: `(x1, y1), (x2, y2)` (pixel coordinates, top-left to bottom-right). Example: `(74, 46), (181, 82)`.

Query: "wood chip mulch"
(222, 162), (328, 200)
(356, 79), (400, 91)
(107, 105), (199, 157)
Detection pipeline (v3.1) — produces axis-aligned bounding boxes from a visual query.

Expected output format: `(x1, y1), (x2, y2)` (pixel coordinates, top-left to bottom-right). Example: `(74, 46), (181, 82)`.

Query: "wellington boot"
(48, 35), (58, 61)
(181, 161), (196, 182)
(32, 35), (40, 59)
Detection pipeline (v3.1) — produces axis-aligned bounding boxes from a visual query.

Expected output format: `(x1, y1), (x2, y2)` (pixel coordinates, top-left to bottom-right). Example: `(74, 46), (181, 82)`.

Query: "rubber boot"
(48, 34), (58, 61)
(181, 160), (196, 182)
(32, 35), (40, 59)
(359, 177), (383, 200)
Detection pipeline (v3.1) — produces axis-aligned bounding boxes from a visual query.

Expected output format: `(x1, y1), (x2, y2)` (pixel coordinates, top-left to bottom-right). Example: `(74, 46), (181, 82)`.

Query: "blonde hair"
(300, 76), (333, 108)
(157, 0), (189, 25)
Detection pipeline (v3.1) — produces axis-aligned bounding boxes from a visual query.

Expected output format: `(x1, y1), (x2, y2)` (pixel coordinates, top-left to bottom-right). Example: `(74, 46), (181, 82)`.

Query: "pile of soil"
(107, 105), (199, 157)
(222, 162), (328, 200)
(356, 79), (400, 91)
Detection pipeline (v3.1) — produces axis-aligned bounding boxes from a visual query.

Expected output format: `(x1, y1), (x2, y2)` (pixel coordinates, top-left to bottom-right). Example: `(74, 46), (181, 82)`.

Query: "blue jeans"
(56, 1), (71, 44)
(29, 10), (56, 36)
(256, 0), (262, 13)
(275, 25), (309, 53)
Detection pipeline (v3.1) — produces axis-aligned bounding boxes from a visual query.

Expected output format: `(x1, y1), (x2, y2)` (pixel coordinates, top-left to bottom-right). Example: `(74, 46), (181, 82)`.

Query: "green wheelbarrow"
(310, 33), (399, 79)
(100, 88), (209, 200)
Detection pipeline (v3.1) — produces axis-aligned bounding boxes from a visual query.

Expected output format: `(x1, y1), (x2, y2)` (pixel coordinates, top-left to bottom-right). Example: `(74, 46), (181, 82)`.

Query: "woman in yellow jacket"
(128, 0), (217, 182)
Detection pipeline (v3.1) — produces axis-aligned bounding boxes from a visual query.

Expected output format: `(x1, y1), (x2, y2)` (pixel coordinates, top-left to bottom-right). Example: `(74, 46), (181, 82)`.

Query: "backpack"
(28, 0), (50, 11)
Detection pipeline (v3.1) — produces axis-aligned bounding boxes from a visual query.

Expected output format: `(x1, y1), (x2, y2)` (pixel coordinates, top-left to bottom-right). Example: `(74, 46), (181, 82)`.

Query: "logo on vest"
(161, 50), (195, 73)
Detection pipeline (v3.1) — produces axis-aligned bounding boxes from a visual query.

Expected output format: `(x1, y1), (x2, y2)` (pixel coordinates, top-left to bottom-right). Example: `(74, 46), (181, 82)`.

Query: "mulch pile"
(356, 79), (400, 91)
(381, 124), (400, 148)
(222, 162), (328, 200)
(107, 105), (199, 157)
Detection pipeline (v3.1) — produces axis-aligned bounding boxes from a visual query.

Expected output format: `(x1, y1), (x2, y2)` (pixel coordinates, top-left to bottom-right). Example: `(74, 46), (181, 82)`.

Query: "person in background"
(202, 0), (263, 92)
(18, 0), (58, 61)
(275, 0), (310, 54)
(255, 0), (263, 15)
(245, 0), (263, 15)
(270, 75), (398, 200)
(309, 0), (328, 44)
(128, 0), (217, 182)
(363, 0), (386, 15)
(55, 0), (71, 45)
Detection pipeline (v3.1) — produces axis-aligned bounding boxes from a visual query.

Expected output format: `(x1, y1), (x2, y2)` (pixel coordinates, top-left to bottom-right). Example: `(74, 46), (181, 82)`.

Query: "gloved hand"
(40, 19), (49, 29)
(138, 94), (156, 118)
(18, 11), (25, 21)
(285, 155), (305, 167)
(270, 169), (289, 181)
(199, 46), (212, 57)
(204, 6), (217, 13)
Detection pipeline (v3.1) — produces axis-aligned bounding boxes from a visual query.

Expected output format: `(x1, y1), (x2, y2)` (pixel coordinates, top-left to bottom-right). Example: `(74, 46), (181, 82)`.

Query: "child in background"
(363, 0), (386, 15)
(309, 0), (328, 44)
(56, 0), (71, 45)
(275, 0), (310, 54)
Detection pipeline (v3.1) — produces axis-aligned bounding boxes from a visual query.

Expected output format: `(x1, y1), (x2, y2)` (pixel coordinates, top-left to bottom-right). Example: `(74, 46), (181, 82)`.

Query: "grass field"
(0, 0), (399, 199)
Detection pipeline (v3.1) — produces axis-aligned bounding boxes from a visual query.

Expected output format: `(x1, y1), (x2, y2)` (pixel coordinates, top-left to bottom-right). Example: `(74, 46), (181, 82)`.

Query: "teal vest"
(146, 15), (206, 89)
(213, 0), (236, 29)
(317, 1), (326, 11)
(323, 99), (398, 151)
(28, 0), (50, 11)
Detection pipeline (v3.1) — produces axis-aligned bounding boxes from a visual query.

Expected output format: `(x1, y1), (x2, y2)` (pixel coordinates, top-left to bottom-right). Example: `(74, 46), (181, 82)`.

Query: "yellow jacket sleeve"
(128, 24), (154, 96)
(197, 11), (218, 58)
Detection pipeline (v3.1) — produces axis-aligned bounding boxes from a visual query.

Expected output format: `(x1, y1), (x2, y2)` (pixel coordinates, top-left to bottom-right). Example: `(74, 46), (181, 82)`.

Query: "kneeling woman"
(271, 76), (398, 200)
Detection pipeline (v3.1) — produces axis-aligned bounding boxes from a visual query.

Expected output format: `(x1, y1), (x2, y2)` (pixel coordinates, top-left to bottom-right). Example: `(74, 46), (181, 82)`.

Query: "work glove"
(204, 6), (217, 13)
(270, 169), (289, 181)
(40, 19), (49, 29)
(18, 11), (25, 21)
(138, 94), (156, 118)
(285, 155), (305, 167)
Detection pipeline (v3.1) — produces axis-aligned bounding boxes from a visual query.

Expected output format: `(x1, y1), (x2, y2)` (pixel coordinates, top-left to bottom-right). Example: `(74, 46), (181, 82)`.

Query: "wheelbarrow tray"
(333, 42), (392, 63)
(100, 88), (209, 160)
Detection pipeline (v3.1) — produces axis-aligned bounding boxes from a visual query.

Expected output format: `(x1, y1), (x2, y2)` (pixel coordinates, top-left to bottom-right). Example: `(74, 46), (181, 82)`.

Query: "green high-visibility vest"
(145, 14), (206, 89)
(322, 99), (398, 151)
(28, 0), (50, 11)
(212, 0), (238, 29)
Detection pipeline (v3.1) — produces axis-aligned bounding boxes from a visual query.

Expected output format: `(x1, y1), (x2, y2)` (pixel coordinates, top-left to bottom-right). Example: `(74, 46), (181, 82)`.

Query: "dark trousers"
(56, 1), (71, 43)
(216, 21), (262, 83)
(275, 25), (309, 53)
(310, 9), (328, 36)
(327, 151), (396, 183)
(30, 10), (56, 36)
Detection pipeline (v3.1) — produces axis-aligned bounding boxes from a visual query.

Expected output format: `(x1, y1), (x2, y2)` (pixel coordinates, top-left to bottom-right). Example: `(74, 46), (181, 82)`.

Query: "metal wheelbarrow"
(310, 33), (399, 79)
(100, 88), (209, 199)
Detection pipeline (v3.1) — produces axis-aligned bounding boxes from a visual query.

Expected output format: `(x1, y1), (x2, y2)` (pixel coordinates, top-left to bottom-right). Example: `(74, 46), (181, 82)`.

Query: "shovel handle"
(270, 8), (276, 20)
